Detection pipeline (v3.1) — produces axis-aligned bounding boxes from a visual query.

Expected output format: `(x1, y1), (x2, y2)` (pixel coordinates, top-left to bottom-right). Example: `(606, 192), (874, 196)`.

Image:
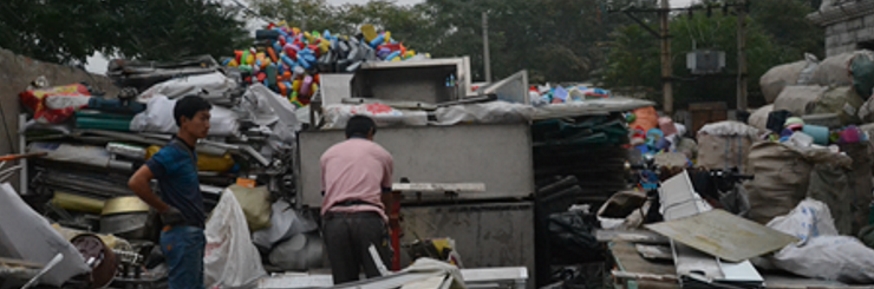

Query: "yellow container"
(146, 145), (235, 172)
(51, 191), (105, 214)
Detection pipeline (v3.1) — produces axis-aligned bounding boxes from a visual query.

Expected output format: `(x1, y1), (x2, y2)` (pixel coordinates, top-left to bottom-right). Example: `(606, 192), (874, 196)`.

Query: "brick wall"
(825, 13), (874, 56)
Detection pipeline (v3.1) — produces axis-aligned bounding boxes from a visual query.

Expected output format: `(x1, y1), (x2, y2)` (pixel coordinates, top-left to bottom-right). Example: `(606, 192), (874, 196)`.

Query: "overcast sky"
(86, 0), (697, 74)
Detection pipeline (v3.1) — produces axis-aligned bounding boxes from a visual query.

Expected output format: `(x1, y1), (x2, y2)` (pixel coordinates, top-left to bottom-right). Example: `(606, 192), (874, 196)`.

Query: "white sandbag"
(810, 51), (874, 87)
(130, 95), (240, 136)
(773, 85), (827, 117)
(0, 183), (90, 286)
(252, 201), (319, 249)
(268, 233), (324, 271)
(760, 61), (807, 104)
(797, 53), (820, 85)
(431, 101), (535, 125)
(204, 190), (266, 289)
(228, 185), (271, 232)
(322, 103), (428, 129)
(696, 121), (759, 175)
(765, 199), (874, 284)
(748, 105), (773, 132)
(137, 72), (238, 104)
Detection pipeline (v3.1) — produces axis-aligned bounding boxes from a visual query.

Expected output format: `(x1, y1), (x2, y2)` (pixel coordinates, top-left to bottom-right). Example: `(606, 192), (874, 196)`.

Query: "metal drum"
(71, 234), (118, 289)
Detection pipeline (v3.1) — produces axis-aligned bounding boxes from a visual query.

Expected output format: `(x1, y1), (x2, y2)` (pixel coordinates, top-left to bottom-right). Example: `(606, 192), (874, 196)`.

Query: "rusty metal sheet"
(646, 210), (798, 263)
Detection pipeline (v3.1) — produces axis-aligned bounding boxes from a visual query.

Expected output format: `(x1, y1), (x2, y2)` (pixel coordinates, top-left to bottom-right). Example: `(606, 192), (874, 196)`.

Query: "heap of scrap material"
(222, 22), (429, 107)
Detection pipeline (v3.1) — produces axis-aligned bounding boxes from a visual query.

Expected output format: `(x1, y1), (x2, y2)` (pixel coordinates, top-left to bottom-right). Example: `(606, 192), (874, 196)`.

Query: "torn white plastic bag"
(130, 95), (240, 136)
(322, 103), (428, 129)
(137, 72), (238, 104)
(0, 183), (90, 286)
(252, 201), (319, 249)
(763, 198), (874, 284)
(204, 190), (266, 289)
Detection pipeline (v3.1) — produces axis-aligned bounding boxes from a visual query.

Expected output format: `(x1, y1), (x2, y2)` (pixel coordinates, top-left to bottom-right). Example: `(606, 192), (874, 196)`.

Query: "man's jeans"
(160, 225), (205, 289)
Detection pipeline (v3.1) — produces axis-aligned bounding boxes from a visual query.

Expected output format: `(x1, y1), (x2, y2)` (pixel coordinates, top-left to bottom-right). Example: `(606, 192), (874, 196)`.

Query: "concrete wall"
(0, 48), (117, 189)
(825, 14), (874, 56)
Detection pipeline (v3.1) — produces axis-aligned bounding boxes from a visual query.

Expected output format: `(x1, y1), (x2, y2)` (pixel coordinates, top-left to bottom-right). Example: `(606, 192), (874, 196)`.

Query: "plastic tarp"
(761, 199), (874, 284)
(137, 72), (239, 105)
(204, 189), (266, 289)
(19, 84), (92, 124)
(130, 95), (240, 136)
(532, 97), (655, 120)
(322, 103), (428, 129)
(773, 85), (827, 117)
(0, 183), (90, 286)
(431, 102), (535, 125)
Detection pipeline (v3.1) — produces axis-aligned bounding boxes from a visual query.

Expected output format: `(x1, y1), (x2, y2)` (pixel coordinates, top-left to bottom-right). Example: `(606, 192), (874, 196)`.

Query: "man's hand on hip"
(160, 207), (186, 226)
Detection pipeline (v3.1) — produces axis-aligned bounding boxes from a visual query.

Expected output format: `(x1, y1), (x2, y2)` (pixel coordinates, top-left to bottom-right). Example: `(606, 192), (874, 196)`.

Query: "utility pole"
(659, 0), (673, 114)
(482, 11), (492, 83)
(736, 0), (748, 111)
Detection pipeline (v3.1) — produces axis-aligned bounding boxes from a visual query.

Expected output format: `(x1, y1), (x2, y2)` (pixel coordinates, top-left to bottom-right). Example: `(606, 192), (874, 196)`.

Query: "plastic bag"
(137, 72), (238, 104)
(764, 199), (874, 284)
(252, 201), (319, 249)
(130, 95), (240, 136)
(19, 83), (92, 124)
(227, 185), (272, 232)
(431, 102), (535, 125)
(322, 103), (428, 129)
(204, 190), (266, 289)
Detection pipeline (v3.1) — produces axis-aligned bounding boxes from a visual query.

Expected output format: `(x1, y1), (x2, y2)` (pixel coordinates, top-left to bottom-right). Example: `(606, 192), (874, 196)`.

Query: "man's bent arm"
(128, 165), (170, 213)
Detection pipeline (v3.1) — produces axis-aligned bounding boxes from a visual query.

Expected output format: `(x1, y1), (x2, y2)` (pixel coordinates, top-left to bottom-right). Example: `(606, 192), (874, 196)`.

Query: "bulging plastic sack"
(204, 190), (266, 289)
(763, 199), (874, 284)
(130, 95), (240, 136)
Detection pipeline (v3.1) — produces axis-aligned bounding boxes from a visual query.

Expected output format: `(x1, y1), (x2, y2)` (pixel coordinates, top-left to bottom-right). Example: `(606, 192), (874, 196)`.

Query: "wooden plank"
(646, 210), (798, 263)
(392, 183), (486, 193)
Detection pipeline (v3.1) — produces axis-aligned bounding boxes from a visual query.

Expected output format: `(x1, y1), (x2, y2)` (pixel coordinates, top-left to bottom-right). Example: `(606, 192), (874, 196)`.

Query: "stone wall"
(825, 13), (874, 56)
(0, 48), (118, 190)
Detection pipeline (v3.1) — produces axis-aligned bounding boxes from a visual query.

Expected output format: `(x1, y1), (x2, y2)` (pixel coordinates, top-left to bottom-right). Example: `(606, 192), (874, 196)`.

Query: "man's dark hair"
(174, 96), (212, 126)
(345, 115), (376, 138)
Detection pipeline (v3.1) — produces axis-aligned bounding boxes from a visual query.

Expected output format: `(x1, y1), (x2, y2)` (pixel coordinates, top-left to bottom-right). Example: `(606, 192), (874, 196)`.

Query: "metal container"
(102, 196), (149, 216)
(351, 57), (472, 104)
(71, 234), (118, 289)
(297, 123), (535, 207)
(399, 202), (535, 289)
(100, 213), (153, 240)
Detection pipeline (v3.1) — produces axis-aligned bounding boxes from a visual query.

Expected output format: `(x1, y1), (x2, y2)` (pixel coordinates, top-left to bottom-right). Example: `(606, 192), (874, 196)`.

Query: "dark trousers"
(322, 211), (392, 285)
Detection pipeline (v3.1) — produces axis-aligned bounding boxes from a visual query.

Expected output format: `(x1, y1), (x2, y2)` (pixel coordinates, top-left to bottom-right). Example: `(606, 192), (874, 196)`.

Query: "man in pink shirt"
(320, 115), (393, 284)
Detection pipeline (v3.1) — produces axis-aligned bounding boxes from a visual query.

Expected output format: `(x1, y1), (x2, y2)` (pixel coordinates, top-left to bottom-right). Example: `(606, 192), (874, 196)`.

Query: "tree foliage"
(600, 0), (821, 108)
(0, 0), (247, 64)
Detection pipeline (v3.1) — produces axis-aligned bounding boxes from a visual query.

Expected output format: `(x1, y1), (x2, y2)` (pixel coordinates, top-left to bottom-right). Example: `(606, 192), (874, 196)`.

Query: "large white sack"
(204, 190), (266, 289)
(137, 72), (238, 104)
(130, 95), (240, 136)
(760, 61), (807, 104)
(764, 199), (874, 284)
(809, 51), (874, 87)
(747, 104), (773, 132)
(772, 85), (827, 117)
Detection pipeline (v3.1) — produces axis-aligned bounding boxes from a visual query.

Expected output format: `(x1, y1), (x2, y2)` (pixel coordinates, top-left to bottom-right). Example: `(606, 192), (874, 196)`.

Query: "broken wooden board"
(645, 210), (798, 262)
